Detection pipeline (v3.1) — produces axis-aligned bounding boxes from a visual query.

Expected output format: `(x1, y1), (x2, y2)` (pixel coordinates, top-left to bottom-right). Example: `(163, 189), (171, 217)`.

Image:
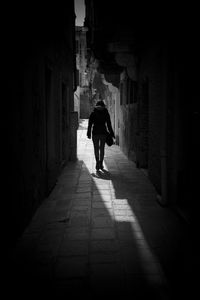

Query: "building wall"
(3, 2), (76, 247)
(80, 88), (91, 118)
(118, 71), (138, 163)
(118, 45), (165, 195)
(117, 42), (193, 207)
(84, 0), (199, 221)
(75, 26), (90, 119)
(139, 46), (163, 193)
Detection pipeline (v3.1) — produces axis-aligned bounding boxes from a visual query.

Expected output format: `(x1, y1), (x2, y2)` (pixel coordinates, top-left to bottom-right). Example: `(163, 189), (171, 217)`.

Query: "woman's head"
(95, 100), (105, 107)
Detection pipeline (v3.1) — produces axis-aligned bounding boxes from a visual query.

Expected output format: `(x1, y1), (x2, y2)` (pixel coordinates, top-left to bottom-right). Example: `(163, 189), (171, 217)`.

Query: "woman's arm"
(87, 113), (93, 138)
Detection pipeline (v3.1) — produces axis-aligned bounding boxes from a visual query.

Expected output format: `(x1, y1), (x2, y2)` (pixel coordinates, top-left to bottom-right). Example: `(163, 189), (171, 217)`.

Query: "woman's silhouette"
(87, 100), (115, 171)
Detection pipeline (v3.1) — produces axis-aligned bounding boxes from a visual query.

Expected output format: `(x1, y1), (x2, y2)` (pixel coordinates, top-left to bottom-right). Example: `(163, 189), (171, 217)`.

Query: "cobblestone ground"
(7, 119), (196, 299)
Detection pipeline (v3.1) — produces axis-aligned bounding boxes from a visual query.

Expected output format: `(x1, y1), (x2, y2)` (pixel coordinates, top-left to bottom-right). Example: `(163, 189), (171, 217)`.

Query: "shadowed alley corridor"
(7, 119), (196, 299)
(2, 1), (199, 298)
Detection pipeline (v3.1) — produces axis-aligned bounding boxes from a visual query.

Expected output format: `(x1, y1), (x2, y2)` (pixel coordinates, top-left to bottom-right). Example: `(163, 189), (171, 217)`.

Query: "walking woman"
(87, 100), (115, 171)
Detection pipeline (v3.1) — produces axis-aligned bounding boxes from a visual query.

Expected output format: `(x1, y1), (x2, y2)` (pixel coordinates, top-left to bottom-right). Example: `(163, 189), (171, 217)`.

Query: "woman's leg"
(92, 135), (100, 169)
(99, 135), (106, 169)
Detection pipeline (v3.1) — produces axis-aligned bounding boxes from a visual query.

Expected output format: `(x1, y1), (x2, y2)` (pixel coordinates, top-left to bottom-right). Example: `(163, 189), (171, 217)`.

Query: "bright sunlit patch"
(109, 179), (167, 287)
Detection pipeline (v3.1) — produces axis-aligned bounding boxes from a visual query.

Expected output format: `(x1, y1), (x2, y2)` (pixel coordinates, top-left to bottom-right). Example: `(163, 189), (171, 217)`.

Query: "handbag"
(106, 133), (114, 146)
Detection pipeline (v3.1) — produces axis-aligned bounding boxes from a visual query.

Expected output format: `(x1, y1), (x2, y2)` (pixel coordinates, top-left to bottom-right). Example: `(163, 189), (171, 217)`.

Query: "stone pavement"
(7, 119), (196, 299)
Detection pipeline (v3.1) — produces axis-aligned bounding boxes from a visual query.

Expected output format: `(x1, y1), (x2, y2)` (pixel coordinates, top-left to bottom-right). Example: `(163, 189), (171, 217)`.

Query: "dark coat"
(87, 106), (115, 138)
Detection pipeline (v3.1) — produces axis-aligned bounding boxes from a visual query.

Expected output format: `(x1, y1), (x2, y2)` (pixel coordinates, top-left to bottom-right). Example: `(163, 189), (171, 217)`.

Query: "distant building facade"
(74, 26), (90, 119)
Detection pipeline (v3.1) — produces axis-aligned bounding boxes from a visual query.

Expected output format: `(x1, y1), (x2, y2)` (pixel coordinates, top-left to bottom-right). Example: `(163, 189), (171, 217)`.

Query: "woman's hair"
(95, 100), (105, 107)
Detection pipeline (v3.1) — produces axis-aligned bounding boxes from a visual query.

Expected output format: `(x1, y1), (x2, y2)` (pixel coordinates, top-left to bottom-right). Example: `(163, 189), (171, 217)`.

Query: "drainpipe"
(157, 44), (168, 206)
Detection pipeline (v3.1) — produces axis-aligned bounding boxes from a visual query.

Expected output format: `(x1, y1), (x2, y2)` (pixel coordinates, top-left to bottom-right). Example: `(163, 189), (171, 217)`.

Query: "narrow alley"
(7, 119), (196, 299)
